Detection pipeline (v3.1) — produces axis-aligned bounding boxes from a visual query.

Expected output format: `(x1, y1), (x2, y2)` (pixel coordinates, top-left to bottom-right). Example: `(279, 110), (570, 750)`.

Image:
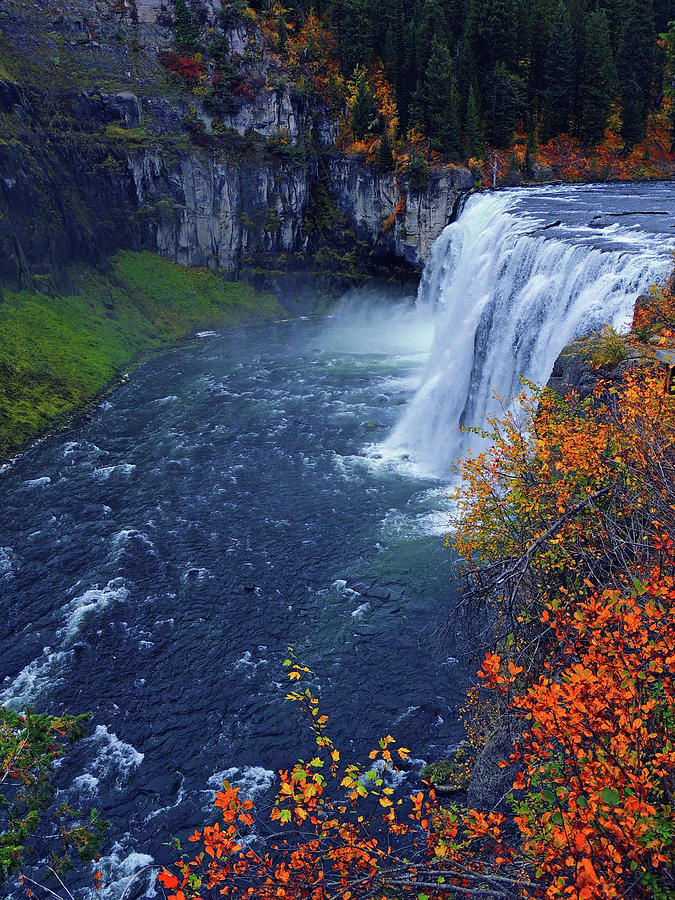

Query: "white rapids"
(382, 189), (673, 477)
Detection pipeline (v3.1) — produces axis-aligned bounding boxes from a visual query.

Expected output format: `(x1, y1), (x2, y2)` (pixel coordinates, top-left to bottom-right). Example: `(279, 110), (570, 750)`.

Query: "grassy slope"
(0, 251), (283, 457)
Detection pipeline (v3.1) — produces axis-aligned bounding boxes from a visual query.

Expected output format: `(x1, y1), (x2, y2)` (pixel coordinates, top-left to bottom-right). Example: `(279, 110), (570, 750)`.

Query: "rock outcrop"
(326, 156), (474, 268)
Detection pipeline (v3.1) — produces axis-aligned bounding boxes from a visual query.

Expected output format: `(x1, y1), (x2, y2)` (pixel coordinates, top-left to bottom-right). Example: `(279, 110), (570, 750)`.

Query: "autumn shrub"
(583, 325), (627, 368)
(633, 268), (675, 339)
(452, 368), (675, 668)
(158, 657), (531, 900)
(477, 560), (675, 899)
(166, 53), (206, 85)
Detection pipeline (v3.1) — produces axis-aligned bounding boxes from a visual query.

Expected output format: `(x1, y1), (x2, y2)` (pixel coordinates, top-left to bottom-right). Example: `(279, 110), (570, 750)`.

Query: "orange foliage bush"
(478, 103), (675, 186)
(482, 561), (675, 899)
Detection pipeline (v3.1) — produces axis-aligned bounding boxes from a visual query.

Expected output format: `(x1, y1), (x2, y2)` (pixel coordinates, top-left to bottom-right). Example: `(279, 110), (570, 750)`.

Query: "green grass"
(0, 251), (282, 457)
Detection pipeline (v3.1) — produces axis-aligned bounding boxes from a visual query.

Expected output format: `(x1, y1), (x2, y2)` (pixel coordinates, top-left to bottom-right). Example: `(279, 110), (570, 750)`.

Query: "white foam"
(0, 546), (18, 579)
(25, 476), (51, 488)
(95, 840), (156, 900)
(86, 725), (144, 789)
(58, 578), (129, 641)
(351, 602), (371, 619)
(207, 766), (276, 803)
(93, 463), (136, 481)
(0, 648), (72, 708)
(71, 773), (100, 794)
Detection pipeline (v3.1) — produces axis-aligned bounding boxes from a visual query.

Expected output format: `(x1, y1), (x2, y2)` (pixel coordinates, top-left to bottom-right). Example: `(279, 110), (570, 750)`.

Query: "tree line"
(251, 0), (675, 156)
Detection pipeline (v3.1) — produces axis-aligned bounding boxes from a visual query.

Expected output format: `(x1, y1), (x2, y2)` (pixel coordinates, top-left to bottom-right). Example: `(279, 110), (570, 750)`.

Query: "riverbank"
(0, 251), (282, 460)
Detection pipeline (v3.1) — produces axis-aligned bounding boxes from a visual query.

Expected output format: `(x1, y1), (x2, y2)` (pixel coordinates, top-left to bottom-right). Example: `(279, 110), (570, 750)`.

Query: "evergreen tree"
(579, 9), (617, 145)
(350, 71), (377, 139)
(406, 147), (430, 190)
(172, 0), (199, 51)
(456, 36), (476, 121)
(618, 0), (657, 147)
(525, 0), (553, 124)
(540, 2), (575, 142)
(376, 130), (395, 171)
(486, 61), (526, 146)
(467, 0), (520, 90)
(424, 35), (461, 153)
(329, 0), (374, 74)
(566, 0), (589, 131)
(464, 83), (487, 158)
(397, 21), (418, 135)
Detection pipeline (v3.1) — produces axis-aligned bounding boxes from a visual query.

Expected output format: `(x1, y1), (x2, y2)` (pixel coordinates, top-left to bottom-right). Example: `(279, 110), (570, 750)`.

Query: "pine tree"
(350, 71), (377, 139)
(172, 0), (199, 51)
(376, 130), (395, 171)
(425, 34), (461, 153)
(456, 37), (476, 122)
(540, 2), (575, 142)
(618, 0), (657, 147)
(467, 0), (520, 89)
(525, 0), (551, 124)
(464, 83), (487, 158)
(523, 125), (538, 179)
(329, 0), (374, 74)
(486, 61), (526, 147)
(579, 9), (617, 145)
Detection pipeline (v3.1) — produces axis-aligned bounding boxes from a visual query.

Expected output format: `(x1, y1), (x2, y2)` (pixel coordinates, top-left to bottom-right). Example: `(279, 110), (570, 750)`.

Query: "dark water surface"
(0, 301), (463, 896)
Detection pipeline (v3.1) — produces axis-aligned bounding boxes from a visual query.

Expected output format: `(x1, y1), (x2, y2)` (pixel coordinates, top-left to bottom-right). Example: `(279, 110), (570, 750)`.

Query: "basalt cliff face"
(0, 0), (473, 298)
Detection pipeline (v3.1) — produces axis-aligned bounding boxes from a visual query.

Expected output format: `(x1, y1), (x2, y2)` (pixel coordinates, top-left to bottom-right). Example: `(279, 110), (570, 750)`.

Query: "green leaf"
(602, 787), (621, 806)
(279, 809), (292, 823)
(551, 811), (563, 826)
(577, 796), (588, 808)
(541, 789), (556, 804)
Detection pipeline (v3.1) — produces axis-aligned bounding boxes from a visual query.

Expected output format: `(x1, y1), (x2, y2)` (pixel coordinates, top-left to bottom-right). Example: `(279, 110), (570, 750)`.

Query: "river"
(1, 182), (674, 896)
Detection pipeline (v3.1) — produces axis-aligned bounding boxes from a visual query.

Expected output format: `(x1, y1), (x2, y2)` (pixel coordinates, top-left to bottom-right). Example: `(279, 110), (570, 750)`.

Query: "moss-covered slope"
(0, 251), (282, 458)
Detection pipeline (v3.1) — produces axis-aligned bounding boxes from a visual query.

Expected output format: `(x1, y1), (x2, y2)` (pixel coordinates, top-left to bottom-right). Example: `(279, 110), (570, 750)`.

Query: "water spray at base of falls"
(382, 190), (673, 478)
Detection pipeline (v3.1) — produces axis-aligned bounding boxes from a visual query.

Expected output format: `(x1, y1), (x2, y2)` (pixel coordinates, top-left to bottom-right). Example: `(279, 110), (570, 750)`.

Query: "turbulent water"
(384, 183), (675, 476)
(1, 183), (674, 897)
(0, 301), (463, 898)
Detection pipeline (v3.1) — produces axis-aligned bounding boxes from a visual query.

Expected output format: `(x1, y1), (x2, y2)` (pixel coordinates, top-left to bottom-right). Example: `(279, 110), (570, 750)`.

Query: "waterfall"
(383, 189), (673, 478)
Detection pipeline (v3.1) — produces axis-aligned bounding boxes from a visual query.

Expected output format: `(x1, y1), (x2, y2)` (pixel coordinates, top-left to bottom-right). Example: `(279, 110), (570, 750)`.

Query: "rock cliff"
(0, 0), (472, 298)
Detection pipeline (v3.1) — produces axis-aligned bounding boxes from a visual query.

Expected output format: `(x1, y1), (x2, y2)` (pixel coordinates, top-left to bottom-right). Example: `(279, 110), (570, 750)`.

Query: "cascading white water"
(383, 189), (673, 478)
